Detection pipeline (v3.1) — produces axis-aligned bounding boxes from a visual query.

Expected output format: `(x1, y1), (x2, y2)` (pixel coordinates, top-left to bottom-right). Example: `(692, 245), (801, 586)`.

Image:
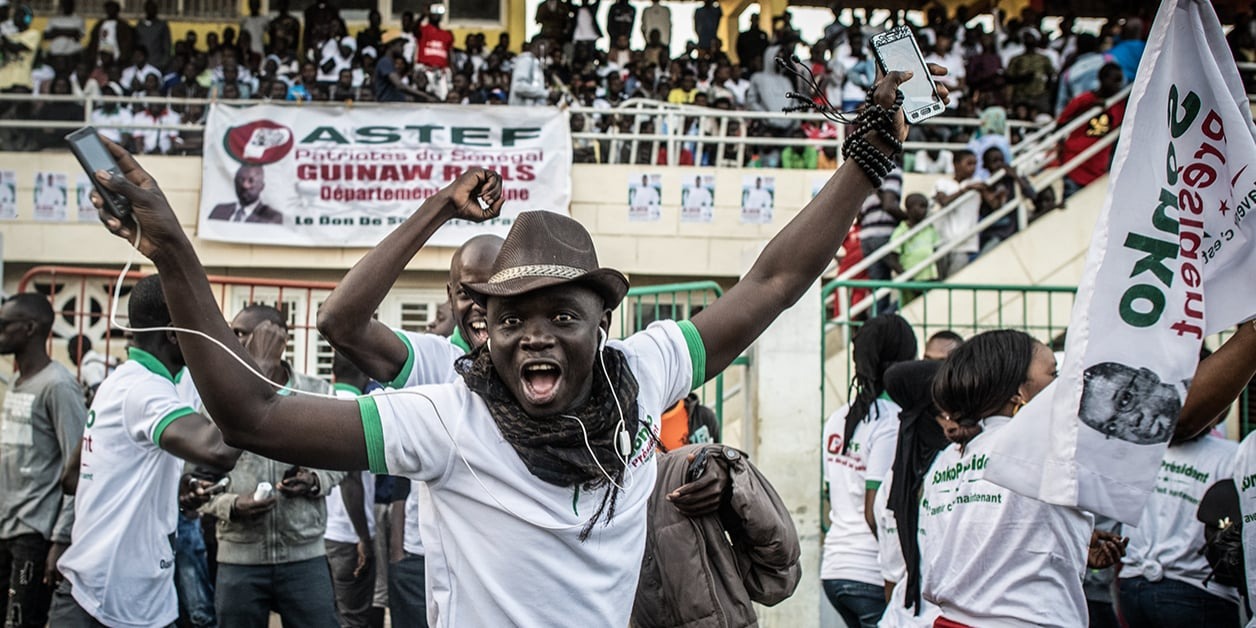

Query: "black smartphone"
(64, 126), (132, 221)
(869, 25), (945, 124)
(685, 448), (710, 483)
(282, 465), (301, 481)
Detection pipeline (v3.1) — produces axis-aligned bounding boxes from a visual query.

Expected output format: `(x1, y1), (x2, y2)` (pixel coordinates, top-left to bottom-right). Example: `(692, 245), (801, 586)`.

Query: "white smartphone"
(869, 26), (945, 124)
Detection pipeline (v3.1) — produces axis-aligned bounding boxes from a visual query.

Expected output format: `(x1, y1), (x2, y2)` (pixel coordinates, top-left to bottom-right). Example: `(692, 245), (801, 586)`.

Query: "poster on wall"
(76, 174), (99, 222)
(33, 172), (68, 222)
(740, 175), (774, 224)
(198, 103), (572, 247)
(680, 174), (715, 223)
(627, 173), (662, 222)
(0, 170), (16, 219)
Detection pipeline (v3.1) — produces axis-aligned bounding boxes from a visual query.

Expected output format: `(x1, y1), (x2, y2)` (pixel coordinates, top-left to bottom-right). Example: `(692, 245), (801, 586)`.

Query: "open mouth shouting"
(466, 318), (488, 346)
(520, 359), (563, 406)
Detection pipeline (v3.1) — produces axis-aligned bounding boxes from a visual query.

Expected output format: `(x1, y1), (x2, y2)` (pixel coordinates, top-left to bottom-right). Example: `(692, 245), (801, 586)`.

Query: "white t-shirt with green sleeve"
(385, 328), (469, 390)
(820, 397), (901, 585)
(57, 348), (199, 628)
(356, 320), (705, 627)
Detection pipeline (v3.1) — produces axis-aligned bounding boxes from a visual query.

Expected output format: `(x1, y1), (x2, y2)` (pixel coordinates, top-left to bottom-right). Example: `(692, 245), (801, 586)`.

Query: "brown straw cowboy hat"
(463, 211), (629, 309)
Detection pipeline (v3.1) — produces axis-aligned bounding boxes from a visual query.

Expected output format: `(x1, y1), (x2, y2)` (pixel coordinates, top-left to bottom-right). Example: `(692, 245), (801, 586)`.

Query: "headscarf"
(842, 314), (917, 454)
(884, 360), (949, 616)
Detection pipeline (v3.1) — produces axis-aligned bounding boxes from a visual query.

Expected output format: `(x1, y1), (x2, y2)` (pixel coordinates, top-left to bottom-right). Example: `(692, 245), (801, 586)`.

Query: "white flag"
(985, 0), (1256, 524)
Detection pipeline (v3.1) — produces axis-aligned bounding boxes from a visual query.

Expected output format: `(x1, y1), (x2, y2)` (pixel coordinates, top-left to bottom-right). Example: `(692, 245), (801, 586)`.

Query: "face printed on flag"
(1078, 363), (1181, 445)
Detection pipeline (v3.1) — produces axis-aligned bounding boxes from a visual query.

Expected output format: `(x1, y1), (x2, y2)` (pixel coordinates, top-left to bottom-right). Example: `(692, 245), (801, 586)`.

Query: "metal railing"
(0, 91), (1045, 167)
(834, 82), (1134, 318)
(17, 265), (340, 379)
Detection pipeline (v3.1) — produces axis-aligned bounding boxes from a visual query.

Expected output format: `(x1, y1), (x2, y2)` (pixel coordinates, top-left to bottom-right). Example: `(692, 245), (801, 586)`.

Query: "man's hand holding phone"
(86, 135), (188, 261)
(278, 467), (320, 498)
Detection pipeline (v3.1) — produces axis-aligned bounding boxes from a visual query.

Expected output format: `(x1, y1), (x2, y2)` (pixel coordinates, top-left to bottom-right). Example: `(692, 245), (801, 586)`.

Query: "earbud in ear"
(486, 337), (492, 351)
(598, 328), (607, 351)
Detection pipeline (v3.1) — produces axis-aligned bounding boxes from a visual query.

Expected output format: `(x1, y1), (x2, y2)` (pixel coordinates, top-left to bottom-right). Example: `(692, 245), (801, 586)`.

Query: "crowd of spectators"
(0, 0), (1161, 162)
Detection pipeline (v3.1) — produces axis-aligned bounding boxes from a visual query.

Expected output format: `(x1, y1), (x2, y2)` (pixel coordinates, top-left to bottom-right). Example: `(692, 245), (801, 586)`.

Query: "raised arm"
(692, 67), (949, 376)
(1177, 321), (1256, 440)
(91, 139), (367, 470)
(317, 168), (503, 384)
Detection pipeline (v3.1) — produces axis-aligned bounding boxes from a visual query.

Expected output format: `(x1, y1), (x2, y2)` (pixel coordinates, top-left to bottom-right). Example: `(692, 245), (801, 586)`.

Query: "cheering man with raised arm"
(88, 65), (946, 626)
(317, 168), (505, 390)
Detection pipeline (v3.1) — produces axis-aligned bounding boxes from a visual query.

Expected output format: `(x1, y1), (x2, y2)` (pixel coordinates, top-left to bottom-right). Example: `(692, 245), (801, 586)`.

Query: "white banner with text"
(198, 103), (571, 247)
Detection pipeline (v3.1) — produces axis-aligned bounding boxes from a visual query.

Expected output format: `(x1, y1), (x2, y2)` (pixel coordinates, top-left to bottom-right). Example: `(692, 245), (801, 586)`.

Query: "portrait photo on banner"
(34, 171), (68, 222)
(628, 172), (662, 222)
(741, 174), (774, 224)
(0, 170), (16, 220)
(681, 174), (715, 223)
(76, 174), (99, 222)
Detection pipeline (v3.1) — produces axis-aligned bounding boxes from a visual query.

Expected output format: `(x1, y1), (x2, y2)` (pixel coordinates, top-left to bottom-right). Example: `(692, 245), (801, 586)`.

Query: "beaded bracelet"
(841, 90), (905, 186)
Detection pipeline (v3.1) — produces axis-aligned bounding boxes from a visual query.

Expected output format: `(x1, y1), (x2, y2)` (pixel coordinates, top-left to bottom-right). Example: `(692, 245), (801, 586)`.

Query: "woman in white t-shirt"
(921, 330), (1108, 627)
(821, 314), (917, 628)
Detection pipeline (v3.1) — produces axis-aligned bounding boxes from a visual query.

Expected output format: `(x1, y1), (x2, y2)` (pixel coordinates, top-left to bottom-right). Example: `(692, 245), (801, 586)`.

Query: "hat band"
(487, 264), (587, 284)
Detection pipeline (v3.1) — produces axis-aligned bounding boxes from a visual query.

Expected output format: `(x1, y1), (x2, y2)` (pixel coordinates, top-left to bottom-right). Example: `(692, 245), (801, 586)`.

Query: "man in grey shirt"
(0, 294), (86, 627)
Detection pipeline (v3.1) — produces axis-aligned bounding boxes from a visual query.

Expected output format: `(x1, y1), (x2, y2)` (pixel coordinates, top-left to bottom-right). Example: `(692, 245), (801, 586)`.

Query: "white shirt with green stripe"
(820, 396), (901, 585)
(385, 326), (470, 390)
(57, 347), (198, 628)
(357, 320), (705, 627)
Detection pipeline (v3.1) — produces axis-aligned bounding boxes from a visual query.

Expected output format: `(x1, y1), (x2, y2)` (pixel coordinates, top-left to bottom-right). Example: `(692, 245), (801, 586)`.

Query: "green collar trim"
(334, 382), (363, 396)
(450, 326), (471, 353)
(128, 347), (177, 383)
(878, 391), (892, 401)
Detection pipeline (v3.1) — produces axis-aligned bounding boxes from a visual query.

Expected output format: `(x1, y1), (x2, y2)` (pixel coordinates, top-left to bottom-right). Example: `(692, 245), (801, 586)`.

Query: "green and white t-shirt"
(1121, 434), (1238, 601)
(820, 397), (900, 585)
(919, 416), (1093, 627)
(357, 320), (704, 627)
(386, 328), (470, 390)
(58, 348), (198, 628)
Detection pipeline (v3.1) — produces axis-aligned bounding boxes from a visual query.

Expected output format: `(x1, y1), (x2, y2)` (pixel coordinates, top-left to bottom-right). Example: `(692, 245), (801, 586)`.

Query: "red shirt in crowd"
(417, 23), (453, 68)
(1057, 90), (1127, 186)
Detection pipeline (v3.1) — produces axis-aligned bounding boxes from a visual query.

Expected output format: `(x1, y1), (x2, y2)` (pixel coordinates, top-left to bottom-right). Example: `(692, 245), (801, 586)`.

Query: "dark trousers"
(1118, 576), (1240, 627)
(388, 553), (429, 628)
(174, 513), (216, 628)
(326, 540), (375, 628)
(0, 534), (51, 628)
(822, 578), (886, 628)
(215, 557), (339, 628)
